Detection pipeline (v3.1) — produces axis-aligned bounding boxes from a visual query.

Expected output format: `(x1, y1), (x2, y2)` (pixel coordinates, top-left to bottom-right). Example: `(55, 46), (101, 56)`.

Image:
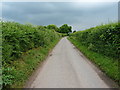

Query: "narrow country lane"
(26, 37), (112, 88)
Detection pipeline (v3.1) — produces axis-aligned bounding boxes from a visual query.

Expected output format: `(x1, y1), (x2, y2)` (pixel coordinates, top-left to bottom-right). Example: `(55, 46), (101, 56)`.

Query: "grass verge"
(68, 37), (119, 86)
(3, 38), (61, 88)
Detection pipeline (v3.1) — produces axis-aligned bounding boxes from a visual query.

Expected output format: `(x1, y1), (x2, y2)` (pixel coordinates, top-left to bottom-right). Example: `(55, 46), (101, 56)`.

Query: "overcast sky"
(1, 1), (118, 31)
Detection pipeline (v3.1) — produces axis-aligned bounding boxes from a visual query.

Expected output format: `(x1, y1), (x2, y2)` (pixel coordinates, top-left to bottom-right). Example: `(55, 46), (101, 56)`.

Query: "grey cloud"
(2, 2), (118, 31)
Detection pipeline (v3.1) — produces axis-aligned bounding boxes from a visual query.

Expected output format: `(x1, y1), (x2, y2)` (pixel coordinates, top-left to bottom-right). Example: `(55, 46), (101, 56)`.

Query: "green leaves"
(2, 21), (61, 88)
(2, 21), (60, 63)
(2, 67), (15, 86)
(71, 22), (120, 59)
(59, 24), (72, 34)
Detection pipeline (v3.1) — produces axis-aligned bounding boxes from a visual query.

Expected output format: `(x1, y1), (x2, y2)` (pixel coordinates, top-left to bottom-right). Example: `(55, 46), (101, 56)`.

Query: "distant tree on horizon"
(59, 24), (72, 34)
(47, 24), (59, 32)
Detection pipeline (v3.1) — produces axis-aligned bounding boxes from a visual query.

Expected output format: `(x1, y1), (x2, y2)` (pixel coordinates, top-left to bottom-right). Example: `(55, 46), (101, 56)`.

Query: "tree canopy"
(46, 24), (72, 34)
(59, 24), (72, 34)
(47, 24), (59, 32)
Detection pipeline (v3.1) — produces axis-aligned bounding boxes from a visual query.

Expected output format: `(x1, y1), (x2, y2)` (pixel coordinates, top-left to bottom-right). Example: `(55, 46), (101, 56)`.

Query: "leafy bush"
(2, 21), (60, 63)
(70, 22), (120, 59)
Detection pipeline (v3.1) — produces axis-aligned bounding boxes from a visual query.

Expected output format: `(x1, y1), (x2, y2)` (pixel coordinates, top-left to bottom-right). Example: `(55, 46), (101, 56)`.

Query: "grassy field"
(68, 22), (119, 85)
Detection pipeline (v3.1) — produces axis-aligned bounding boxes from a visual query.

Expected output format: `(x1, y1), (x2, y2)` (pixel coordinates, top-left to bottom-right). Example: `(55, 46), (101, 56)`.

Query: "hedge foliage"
(70, 22), (120, 59)
(2, 21), (60, 63)
(1, 21), (61, 88)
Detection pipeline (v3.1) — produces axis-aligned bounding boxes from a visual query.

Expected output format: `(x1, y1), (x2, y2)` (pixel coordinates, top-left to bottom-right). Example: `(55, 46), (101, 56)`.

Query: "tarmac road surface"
(26, 37), (114, 88)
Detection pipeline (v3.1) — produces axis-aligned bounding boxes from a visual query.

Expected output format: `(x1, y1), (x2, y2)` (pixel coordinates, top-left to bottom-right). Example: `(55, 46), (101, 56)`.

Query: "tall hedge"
(1, 21), (61, 88)
(71, 23), (120, 59)
(2, 22), (60, 64)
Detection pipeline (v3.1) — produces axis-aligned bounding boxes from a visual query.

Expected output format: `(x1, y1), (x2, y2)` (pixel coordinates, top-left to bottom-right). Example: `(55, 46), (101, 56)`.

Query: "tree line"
(46, 24), (72, 34)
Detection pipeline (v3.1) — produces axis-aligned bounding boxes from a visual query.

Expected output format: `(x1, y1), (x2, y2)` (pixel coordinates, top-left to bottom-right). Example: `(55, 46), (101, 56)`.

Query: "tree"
(47, 24), (59, 32)
(59, 24), (72, 34)
(37, 25), (46, 31)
